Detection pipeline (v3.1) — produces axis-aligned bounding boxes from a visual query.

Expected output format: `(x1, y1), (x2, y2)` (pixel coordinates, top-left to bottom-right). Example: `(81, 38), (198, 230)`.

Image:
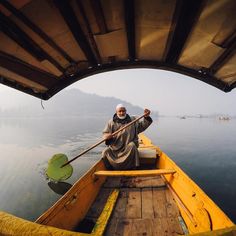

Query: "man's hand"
(103, 133), (113, 140)
(144, 108), (151, 117)
(103, 133), (115, 146)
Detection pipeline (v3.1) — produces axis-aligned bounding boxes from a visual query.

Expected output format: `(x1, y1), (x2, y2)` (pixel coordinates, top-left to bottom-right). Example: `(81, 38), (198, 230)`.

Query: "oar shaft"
(61, 139), (105, 167)
(111, 113), (146, 137)
(61, 113), (146, 167)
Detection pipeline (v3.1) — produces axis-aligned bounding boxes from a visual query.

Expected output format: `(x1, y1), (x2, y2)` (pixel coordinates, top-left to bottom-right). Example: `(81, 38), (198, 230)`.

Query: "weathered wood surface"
(142, 188), (154, 219)
(82, 176), (185, 235)
(126, 189), (142, 219)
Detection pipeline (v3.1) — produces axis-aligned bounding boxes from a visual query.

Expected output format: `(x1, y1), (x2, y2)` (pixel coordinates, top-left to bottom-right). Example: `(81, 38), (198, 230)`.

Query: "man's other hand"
(144, 108), (151, 117)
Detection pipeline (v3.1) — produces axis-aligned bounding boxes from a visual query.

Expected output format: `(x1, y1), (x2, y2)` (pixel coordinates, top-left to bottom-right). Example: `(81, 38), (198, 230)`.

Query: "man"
(102, 104), (152, 170)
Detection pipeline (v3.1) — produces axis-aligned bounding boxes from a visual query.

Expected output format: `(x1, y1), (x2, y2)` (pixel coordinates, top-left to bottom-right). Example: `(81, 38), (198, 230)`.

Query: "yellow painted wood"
(139, 134), (153, 146)
(0, 188), (118, 236)
(0, 211), (89, 236)
(162, 176), (198, 227)
(192, 225), (236, 236)
(92, 189), (119, 236)
(159, 152), (234, 233)
(94, 169), (176, 177)
(139, 134), (235, 234)
(36, 160), (106, 230)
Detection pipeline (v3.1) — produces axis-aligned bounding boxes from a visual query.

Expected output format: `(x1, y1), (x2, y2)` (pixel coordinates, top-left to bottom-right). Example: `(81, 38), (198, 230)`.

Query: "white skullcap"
(116, 103), (126, 110)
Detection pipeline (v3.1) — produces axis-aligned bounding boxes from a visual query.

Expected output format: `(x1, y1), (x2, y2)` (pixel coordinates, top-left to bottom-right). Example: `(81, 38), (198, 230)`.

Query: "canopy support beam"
(90, 0), (108, 34)
(124, 0), (136, 61)
(0, 75), (45, 99)
(210, 36), (236, 73)
(0, 12), (64, 72)
(0, 0), (74, 64)
(76, 0), (102, 63)
(163, 0), (205, 64)
(54, 0), (98, 66)
(0, 51), (58, 88)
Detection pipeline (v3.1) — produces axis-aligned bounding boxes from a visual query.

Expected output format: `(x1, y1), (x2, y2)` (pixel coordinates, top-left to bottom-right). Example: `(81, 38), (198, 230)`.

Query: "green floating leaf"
(46, 153), (73, 181)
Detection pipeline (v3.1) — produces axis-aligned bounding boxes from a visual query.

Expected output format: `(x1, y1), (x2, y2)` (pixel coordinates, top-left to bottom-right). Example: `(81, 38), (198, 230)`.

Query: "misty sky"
(69, 69), (236, 116)
(1, 68), (236, 116)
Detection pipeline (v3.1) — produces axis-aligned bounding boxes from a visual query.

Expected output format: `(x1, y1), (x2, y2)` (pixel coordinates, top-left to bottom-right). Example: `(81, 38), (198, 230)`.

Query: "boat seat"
(94, 169), (176, 177)
(138, 147), (158, 164)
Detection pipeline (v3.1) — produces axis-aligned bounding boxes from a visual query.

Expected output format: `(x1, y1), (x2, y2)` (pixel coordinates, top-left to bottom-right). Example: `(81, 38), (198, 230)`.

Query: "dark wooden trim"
(210, 37), (236, 73)
(54, 0), (97, 65)
(0, 0), (74, 63)
(228, 80), (236, 92)
(89, 0), (108, 34)
(1, 59), (231, 99)
(162, 0), (183, 62)
(163, 0), (205, 64)
(0, 75), (45, 99)
(76, 0), (101, 63)
(0, 12), (44, 61)
(212, 29), (236, 49)
(46, 60), (230, 100)
(124, 0), (135, 61)
(0, 12), (64, 72)
(0, 51), (58, 88)
(221, 30), (236, 49)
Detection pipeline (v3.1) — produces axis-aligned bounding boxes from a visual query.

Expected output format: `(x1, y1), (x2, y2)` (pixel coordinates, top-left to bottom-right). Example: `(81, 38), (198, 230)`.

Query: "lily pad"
(46, 154), (73, 181)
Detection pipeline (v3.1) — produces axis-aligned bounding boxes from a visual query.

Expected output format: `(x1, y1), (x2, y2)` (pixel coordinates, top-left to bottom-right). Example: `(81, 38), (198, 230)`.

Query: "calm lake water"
(0, 116), (235, 223)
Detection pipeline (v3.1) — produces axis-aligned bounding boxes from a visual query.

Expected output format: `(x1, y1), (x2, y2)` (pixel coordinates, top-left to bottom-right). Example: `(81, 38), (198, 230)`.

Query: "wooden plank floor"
(83, 176), (185, 236)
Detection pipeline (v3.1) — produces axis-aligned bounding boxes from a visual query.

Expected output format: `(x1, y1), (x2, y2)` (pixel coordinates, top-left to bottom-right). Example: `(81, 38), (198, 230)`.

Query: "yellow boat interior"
(0, 134), (235, 235)
(0, 0), (236, 99)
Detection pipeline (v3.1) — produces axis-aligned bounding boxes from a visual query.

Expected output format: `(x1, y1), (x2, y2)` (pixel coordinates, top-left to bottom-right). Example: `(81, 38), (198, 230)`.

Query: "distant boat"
(219, 116), (230, 120)
(180, 116), (186, 119)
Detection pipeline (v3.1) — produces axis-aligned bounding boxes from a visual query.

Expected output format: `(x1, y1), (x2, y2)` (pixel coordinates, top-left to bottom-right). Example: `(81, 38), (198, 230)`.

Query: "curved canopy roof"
(0, 0), (236, 100)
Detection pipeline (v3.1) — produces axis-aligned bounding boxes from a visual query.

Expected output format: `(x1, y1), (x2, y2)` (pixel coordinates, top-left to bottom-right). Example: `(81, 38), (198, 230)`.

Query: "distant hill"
(0, 89), (158, 118)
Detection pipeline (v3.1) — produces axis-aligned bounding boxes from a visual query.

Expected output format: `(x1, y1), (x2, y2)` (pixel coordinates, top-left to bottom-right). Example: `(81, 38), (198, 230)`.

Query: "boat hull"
(0, 134), (235, 235)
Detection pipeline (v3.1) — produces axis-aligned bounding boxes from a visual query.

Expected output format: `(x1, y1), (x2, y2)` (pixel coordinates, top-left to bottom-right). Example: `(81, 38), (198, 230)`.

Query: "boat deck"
(77, 175), (185, 235)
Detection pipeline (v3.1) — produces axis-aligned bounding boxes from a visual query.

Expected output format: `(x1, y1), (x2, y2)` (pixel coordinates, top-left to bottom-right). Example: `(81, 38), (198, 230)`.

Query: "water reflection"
(48, 181), (72, 195)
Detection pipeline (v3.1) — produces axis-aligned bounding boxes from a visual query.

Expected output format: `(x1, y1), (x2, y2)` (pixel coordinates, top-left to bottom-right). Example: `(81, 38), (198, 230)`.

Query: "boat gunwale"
(36, 159), (106, 225)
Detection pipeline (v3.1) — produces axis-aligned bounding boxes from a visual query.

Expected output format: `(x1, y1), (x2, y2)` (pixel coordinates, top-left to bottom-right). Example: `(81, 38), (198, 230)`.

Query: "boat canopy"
(0, 0), (236, 100)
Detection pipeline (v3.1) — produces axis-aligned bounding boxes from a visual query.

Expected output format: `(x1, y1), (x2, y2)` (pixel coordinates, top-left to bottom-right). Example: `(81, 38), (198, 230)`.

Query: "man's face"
(116, 107), (126, 119)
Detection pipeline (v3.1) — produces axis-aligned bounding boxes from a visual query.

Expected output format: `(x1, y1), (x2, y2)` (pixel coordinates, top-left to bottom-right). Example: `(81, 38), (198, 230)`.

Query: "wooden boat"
(0, 134), (235, 235)
(0, 1), (236, 234)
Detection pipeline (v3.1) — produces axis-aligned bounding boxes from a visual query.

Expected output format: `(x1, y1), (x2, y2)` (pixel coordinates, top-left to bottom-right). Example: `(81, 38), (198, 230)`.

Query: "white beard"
(117, 114), (126, 120)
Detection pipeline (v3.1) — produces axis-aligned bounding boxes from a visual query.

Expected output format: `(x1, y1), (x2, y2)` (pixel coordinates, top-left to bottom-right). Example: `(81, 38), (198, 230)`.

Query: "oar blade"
(46, 154), (73, 181)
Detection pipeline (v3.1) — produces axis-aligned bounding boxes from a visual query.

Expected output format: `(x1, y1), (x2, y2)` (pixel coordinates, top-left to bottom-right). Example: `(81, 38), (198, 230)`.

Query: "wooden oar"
(46, 113), (148, 181)
(61, 113), (147, 168)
